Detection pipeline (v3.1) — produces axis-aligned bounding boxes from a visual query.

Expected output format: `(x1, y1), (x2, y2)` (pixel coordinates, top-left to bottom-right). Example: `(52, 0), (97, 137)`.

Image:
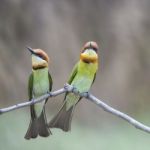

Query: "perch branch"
(0, 84), (150, 134)
(0, 88), (66, 114)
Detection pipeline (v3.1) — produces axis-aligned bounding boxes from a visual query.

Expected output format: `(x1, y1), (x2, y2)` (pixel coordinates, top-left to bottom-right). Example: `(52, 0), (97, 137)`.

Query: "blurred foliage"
(0, 112), (150, 150)
(0, 0), (150, 149)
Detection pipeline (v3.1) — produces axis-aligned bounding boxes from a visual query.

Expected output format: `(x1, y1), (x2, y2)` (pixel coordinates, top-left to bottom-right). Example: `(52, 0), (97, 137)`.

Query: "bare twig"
(0, 88), (66, 114)
(86, 94), (150, 133)
(0, 84), (150, 134)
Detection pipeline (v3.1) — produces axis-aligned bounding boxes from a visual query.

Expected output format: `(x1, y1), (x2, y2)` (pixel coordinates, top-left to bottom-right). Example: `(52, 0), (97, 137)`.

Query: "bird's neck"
(32, 61), (48, 70)
(78, 60), (98, 75)
(32, 67), (49, 76)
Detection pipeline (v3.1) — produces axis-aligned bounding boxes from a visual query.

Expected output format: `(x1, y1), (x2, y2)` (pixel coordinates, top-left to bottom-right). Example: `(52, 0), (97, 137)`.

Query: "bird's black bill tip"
(26, 46), (35, 54)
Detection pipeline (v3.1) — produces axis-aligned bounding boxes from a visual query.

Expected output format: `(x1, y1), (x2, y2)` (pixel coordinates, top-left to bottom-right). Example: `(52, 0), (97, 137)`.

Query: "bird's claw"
(31, 99), (35, 105)
(64, 83), (74, 92)
(64, 83), (80, 94)
(72, 86), (80, 94)
(80, 92), (89, 98)
(47, 91), (51, 96)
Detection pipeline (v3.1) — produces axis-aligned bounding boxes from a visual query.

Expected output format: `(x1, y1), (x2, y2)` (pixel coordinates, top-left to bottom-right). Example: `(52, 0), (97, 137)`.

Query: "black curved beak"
(26, 46), (36, 55)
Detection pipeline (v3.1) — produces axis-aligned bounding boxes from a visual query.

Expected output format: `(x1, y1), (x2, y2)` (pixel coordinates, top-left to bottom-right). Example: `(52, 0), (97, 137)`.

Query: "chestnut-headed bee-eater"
(49, 41), (98, 131)
(25, 47), (53, 139)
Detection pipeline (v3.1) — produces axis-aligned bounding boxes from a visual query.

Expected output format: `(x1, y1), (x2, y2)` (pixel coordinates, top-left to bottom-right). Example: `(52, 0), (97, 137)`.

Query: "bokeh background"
(0, 0), (150, 149)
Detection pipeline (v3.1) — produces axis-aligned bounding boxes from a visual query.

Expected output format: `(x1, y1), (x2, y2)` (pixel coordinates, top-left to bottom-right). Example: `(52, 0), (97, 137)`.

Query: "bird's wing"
(28, 73), (36, 118)
(48, 72), (53, 91)
(67, 63), (78, 84)
(44, 72), (53, 104)
(92, 73), (96, 85)
(63, 63), (78, 101)
(28, 73), (33, 100)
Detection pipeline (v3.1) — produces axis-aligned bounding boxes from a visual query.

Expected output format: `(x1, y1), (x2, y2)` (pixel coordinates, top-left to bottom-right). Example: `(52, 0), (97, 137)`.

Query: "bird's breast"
(32, 68), (49, 97)
(71, 61), (98, 93)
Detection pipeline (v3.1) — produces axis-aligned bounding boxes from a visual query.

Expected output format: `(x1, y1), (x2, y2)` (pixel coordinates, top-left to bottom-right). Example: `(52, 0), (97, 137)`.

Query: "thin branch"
(0, 88), (66, 114)
(86, 94), (150, 133)
(0, 84), (150, 134)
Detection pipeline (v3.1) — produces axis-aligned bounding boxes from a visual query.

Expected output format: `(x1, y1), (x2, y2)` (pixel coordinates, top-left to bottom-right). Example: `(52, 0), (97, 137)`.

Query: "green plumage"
(66, 60), (97, 110)
(31, 68), (52, 117)
(49, 50), (98, 131)
(25, 67), (52, 139)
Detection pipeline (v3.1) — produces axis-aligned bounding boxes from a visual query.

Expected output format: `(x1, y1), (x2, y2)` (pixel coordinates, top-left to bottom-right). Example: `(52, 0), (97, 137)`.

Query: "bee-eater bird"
(49, 41), (98, 131)
(25, 47), (53, 139)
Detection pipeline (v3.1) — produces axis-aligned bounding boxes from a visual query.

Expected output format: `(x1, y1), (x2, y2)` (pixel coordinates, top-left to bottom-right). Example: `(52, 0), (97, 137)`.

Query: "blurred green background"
(0, 0), (150, 149)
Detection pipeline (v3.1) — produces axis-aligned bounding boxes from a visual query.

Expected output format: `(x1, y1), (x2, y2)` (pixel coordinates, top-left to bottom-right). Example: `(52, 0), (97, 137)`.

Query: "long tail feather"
(24, 119), (38, 139)
(24, 110), (51, 139)
(48, 104), (74, 132)
(38, 110), (52, 137)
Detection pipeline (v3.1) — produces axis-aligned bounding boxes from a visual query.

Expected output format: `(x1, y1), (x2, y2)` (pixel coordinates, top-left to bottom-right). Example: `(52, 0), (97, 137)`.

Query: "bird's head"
(80, 41), (98, 63)
(27, 47), (49, 69)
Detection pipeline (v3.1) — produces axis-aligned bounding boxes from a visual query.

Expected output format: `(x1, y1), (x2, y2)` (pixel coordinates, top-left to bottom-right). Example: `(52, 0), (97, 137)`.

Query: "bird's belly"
(33, 81), (49, 96)
(33, 74), (49, 117)
(71, 76), (94, 93)
(66, 75), (94, 110)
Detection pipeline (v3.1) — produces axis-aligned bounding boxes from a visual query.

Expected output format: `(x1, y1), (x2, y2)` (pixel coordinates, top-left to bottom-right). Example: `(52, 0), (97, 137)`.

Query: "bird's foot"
(30, 99), (35, 105)
(47, 91), (52, 97)
(80, 92), (89, 98)
(64, 83), (79, 94)
(64, 83), (73, 92)
(72, 86), (80, 94)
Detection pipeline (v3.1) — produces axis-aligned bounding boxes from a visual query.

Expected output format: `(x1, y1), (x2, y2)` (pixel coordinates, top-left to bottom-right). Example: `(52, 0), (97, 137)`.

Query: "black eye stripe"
(35, 53), (44, 60)
(92, 47), (98, 52)
(82, 49), (86, 53)
(38, 54), (43, 58)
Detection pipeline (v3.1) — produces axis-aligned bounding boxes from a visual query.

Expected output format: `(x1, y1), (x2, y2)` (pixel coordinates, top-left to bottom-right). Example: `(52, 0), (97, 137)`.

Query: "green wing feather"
(28, 73), (36, 118)
(67, 63), (78, 84)
(63, 63), (78, 101)
(28, 73), (33, 100)
(44, 72), (53, 104)
(92, 73), (96, 84)
(48, 72), (53, 91)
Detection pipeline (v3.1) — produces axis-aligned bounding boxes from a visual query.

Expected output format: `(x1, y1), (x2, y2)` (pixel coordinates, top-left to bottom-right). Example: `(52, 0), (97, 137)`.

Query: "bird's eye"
(92, 47), (98, 52)
(82, 48), (86, 53)
(37, 54), (43, 59)
(38, 54), (46, 61)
